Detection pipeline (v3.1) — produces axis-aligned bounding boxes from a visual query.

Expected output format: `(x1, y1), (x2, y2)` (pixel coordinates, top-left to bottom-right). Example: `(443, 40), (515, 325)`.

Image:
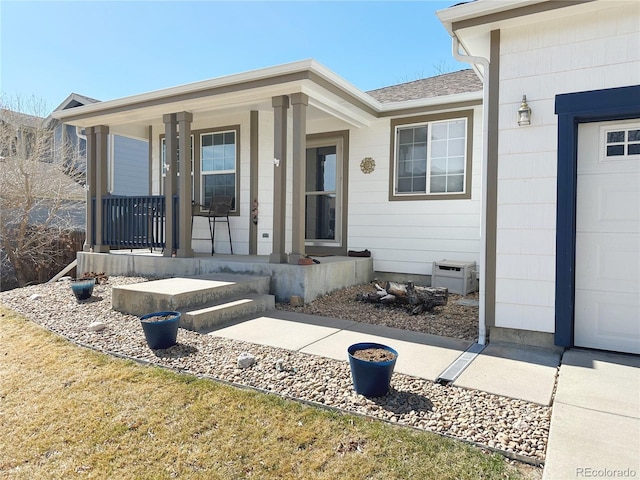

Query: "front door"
(305, 133), (346, 255)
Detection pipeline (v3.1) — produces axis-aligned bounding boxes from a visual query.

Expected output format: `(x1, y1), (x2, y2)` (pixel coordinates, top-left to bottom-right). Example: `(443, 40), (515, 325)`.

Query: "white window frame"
(600, 123), (640, 161)
(199, 128), (237, 212)
(305, 136), (343, 247)
(390, 111), (473, 202)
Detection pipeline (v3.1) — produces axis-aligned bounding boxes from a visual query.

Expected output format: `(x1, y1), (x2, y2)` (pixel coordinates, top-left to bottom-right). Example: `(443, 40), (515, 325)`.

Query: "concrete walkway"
(207, 310), (562, 405)
(206, 310), (640, 474)
(543, 349), (640, 479)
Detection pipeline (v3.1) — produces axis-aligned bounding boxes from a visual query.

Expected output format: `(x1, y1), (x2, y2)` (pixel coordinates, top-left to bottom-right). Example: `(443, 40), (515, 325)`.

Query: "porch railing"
(91, 195), (179, 249)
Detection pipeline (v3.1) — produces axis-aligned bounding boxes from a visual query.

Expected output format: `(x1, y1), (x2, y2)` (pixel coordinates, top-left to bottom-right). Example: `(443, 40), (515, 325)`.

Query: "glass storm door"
(305, 138), (342, 246)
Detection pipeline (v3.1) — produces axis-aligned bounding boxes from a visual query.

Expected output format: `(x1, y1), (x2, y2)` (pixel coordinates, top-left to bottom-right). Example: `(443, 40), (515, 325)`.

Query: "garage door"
(575, 120), (640, 354)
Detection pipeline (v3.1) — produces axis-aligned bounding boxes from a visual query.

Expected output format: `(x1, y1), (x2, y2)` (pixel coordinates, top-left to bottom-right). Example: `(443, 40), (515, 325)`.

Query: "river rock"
(237, 352), (256, 369)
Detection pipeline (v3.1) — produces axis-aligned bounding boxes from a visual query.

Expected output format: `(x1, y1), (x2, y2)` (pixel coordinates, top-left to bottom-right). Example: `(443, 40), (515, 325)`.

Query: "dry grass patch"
(0, 308), (537, 479)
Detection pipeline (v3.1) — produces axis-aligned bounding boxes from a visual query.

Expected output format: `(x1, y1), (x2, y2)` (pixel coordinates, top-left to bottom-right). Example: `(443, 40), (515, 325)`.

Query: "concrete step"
(112, 273), (271, 316)
(180, 294), (275, 331)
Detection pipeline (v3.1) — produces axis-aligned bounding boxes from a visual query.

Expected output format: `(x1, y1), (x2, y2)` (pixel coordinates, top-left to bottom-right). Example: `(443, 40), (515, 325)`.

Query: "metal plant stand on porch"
(189, 196), (233, 255)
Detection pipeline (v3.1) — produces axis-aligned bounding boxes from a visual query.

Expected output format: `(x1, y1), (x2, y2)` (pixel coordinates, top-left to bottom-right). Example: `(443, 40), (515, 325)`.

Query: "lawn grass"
(0, 307), (536, 479)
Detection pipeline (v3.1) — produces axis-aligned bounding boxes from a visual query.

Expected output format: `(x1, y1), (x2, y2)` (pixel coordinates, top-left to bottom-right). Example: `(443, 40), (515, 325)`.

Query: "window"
(161, 135), (193, 177)
(602, 126), (640, 159)
(159, 126), (239, 213)
(200, 130), (236, 210)
(390, 111), (473, 201)
(160, 135), (194, 199)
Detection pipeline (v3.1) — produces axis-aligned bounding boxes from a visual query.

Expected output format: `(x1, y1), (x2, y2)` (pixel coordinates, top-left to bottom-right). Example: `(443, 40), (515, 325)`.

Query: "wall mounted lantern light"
(517, 95), (532, 126)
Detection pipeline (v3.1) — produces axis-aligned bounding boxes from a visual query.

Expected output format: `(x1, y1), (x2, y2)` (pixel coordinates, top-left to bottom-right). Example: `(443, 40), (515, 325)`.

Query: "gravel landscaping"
(277, 283), (480, 341)
(0, 277), (550, 465)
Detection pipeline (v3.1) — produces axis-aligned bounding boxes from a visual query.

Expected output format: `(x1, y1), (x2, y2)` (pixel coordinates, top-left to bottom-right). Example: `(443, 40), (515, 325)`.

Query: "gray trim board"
(451, 1), (595, 31)
(249, 111), (259, 255)
(305, 130), (350, 257)
(485, 29), (500, 330)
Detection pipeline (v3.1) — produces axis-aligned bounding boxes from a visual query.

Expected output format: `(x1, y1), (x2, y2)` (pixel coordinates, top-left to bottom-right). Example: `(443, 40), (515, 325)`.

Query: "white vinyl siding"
(494, 3), (640, 334)
(337, 108), (482, 277)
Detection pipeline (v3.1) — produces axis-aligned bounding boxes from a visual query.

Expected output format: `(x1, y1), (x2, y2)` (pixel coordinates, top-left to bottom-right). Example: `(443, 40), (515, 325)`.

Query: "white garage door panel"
(575, 232), (640, 293)
(574, 291), (640, 354)
(575, 120), (640, 354)
(576, 176), (640, 233)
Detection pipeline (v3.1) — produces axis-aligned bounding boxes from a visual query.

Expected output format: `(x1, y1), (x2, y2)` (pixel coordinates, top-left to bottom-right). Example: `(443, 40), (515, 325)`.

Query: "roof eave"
(436, 0), (544, 27)
(51, 59), (384, 123)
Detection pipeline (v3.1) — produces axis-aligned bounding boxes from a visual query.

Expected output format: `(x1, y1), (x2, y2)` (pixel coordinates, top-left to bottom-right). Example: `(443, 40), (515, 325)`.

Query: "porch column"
(83, 127), (96, 251)
(176, 111), (194, 258)
(289, 93), (308, 264)
(270, 95), (289, 264)
(94, 125), (110, 253)
(163, 113), (178, 256)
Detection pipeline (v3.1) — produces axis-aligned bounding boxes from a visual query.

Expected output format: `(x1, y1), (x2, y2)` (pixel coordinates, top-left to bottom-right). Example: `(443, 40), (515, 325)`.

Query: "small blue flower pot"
(140, 311), (181, 350)
(348, 342), (398, 397)
(70, 278), (95, 301)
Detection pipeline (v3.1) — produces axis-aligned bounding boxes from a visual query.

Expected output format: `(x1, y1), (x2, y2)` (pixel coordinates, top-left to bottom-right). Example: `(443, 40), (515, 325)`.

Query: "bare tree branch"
(1, 95), (85, 288)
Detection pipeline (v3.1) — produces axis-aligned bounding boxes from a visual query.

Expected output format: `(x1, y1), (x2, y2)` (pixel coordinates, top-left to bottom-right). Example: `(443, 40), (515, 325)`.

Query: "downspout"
(452, 35), (489, 346)
(76, 126), (87, 142)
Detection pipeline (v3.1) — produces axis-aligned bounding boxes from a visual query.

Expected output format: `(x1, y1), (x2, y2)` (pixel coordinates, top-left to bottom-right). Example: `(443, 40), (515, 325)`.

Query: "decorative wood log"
(356, 282), (448, 314)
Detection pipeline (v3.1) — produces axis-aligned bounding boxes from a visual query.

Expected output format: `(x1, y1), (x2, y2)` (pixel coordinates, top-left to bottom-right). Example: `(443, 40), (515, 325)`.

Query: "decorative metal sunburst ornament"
(360, 157), (375, 174)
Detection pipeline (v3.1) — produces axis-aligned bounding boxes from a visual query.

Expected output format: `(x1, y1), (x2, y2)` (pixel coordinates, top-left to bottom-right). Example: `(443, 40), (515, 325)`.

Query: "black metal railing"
(91, 195), (179, 249)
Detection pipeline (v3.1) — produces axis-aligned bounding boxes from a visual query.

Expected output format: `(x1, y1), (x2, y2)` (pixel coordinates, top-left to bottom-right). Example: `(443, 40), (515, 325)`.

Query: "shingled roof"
(366, 69), (482, 103)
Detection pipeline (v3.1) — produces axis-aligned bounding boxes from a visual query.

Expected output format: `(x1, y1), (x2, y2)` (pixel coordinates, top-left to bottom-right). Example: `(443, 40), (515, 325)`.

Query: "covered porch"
(53, 60), (379, 270)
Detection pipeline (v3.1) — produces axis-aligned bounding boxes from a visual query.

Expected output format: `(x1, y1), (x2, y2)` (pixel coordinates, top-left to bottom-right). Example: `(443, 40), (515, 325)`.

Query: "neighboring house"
(52, 0), (639, 355)
(47, 93), (149, 196)
(0, 107), (86, 229)
(437, 0), (640, 354)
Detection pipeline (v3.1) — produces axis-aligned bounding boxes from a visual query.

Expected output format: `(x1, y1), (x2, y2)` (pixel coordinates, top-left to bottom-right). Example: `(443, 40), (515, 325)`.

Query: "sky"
(1, 1), (468, 115)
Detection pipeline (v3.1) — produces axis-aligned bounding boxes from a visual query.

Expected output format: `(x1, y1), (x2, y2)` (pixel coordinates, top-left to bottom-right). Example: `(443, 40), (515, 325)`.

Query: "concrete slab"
(544, 349), (640, 480)
(301, 327), (471, 382)
(208, 316), (342, 351)
(112, 274), (270, 315)
(454, 343), (561, 405)
(543, 404), (640, 479)
(554, 349), (640, 417)
(117, 277), (234, 295)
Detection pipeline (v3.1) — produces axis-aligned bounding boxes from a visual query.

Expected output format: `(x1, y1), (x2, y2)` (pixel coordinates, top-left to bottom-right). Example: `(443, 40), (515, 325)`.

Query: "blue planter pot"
(70, 278), (95, 301)
(348, 342), (398, 397)
(140, 311), (181, 349)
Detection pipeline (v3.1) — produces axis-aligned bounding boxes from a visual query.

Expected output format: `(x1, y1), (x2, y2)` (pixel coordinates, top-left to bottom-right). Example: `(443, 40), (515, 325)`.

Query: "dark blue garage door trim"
(554, 84), (640, 347)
